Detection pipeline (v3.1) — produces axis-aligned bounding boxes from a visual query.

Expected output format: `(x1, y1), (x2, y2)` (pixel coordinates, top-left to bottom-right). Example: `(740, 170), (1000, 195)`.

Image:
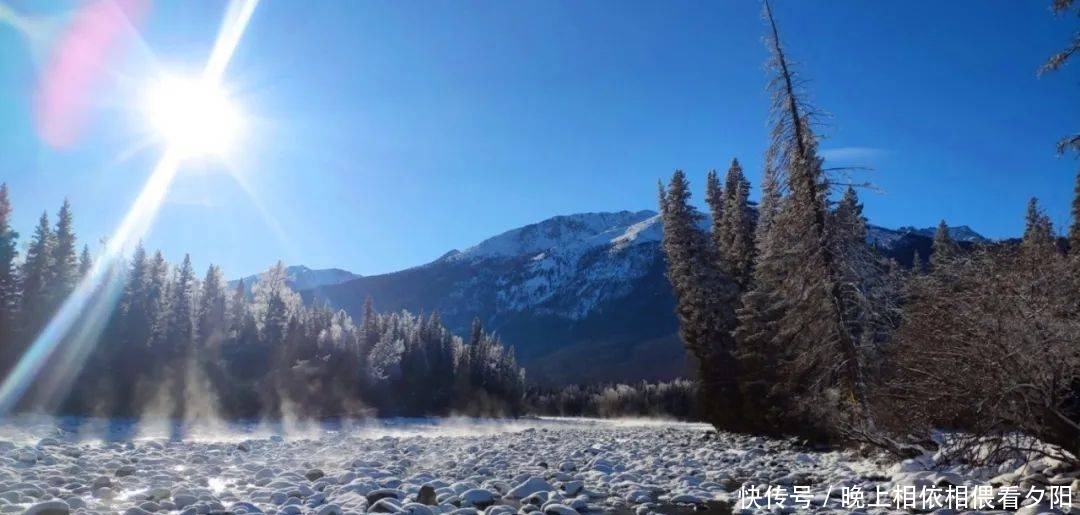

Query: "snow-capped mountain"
(234, 265), (360, 292)
(302, 211), (983, 385)
(903, 225), (987, 243)
(438, 210), (662, 319)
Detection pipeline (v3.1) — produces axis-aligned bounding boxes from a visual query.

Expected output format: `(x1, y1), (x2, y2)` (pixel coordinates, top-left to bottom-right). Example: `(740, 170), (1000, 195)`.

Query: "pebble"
(0, 417), (1030, 515)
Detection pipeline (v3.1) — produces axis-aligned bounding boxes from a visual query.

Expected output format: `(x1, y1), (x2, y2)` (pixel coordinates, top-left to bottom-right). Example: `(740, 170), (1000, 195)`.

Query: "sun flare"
(142, 76), (241, 157)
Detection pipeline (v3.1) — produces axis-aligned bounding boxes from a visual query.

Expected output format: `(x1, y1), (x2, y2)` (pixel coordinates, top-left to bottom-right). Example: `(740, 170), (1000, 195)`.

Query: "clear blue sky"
(0, 1), (1077, 277)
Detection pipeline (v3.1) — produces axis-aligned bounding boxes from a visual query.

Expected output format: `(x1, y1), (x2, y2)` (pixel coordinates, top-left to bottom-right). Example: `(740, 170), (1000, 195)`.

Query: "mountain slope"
(234, 265), (360, 292)
(303, 211), (982, 385)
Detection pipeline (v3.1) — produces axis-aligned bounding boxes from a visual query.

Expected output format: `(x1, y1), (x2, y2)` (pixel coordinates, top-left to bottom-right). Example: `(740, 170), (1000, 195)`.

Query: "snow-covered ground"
(0, 417), (1072, 515)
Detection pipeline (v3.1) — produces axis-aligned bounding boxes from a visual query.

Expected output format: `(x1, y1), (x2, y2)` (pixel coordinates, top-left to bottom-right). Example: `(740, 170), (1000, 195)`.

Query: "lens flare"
(0, 0), (261, 415)
(143, 76), (242, 157)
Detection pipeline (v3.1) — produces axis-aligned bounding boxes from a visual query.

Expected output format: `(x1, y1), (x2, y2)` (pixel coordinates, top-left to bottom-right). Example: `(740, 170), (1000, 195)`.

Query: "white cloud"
(819, 146), (886, 163)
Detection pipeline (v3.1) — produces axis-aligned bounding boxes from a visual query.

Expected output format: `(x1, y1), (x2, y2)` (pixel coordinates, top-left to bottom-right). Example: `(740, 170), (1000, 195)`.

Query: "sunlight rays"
(0, 0), (261, 415)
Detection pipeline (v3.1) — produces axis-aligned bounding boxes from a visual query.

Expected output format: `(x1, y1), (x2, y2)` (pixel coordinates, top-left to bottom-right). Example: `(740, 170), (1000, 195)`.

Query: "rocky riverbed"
(0, 417), (1072, 515)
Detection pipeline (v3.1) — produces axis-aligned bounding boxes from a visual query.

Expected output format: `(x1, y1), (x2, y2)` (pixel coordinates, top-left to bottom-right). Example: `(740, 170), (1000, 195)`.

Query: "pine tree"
(146, 251), (170, 351)
(0, 185), (18, 373)
(931, 220), (960, 267)
(705, 169), (725, 257)
(20, 212), (54, 335)
(229, 278), (246, 335)
(48, 199), (77, 309)
(197, 264), (228, 347)
(756, 164), (782, 238)
(1022, 197), (1058, 266)
(254, 261), (299, 348)
(733, 0), (875, 438)
(1066, 170), (1080, 250)
(733, 165), (787, 434)
(659, 170), (741, 430)
(165, 254), (196, 359)
(719, 159), (755, 288)
(78, 245), (92, 278)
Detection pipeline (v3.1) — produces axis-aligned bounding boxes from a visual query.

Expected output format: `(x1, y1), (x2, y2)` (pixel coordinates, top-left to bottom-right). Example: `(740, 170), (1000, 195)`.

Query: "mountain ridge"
(292, 210), (981, 385)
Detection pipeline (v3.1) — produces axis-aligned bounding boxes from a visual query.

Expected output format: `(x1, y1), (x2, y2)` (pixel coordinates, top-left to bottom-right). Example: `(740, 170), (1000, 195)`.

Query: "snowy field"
(0, 416), (1072, 515)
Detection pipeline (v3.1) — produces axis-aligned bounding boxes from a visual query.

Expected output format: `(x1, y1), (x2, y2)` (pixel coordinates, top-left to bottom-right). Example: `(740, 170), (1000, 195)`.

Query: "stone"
(22, 501), (69, 515)
(460, 489), (495, 509)
(541, 504), (578, 515)
(175, 493), (199, 509)
(506, 478), (553, 500)
(417, 485), (438, 506)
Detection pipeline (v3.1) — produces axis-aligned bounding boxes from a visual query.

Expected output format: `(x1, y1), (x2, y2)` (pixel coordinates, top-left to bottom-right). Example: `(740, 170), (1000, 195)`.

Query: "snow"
(451, 212), (658, 261)
(436, 211), (664, 320)
(234, 266), (361, 293)
(0, 416), (1054, 515)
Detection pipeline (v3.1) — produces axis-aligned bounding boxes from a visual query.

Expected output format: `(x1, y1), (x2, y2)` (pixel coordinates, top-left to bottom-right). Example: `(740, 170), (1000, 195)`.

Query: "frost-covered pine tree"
(732, 0), (876, 438)
(659, 169), (742, 430)
(78, 245), (91, 278)
(48, 200), (78, 309)
(146, 251), (170, 351)
(165, 254), (197, 359)
(1021, 197), (1058, 269)
(1071, 170), (1080, 257)
(252, 261), (300, 346)
(733, 162), (787, 434)
(719, 159), (755, 288)
(20, 212), (54, 335)
(197, 265), (228, 347)
(0, 185), (18, 369)
(705, 169), (725, 257)
(931, 220), (959, 268)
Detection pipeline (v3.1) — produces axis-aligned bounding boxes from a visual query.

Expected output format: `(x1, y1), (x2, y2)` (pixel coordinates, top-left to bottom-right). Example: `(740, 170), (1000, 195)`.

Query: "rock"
(370, 499), (403, 513)
(400, 503), (435, 515)
(315, 504), (341, 515)
(15, 450), (37, 464)
(561, 481), (583, 496)
(175, 493), (199, 509)
(306, 469), (325, 482)
(461, 489), (496, 509)
(417, 485), (438, 506)
(115, 464), (137, 477)
(1015, 501), (1057, 515)
(122, 508), (154, 515)
(541, 504), (578, 515)
(669, 493), (703, 505)
(229, 502), (263, 514)
(367, 489), (404, 505)
(507, 478), (553, 500)
(22, 501), (69, 515)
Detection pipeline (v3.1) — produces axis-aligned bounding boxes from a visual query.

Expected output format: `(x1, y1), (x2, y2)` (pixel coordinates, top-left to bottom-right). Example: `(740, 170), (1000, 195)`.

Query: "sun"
(142, 75), (242, 157)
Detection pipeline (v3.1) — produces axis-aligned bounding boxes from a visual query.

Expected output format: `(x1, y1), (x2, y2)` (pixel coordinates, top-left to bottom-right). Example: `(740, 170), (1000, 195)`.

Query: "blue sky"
(0, 1), (1077, 277)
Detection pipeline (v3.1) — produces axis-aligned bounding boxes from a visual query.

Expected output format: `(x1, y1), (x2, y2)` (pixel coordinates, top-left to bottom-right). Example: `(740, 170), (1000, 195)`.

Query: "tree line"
(658, 0), (1080, 463)
(0, 189), (525, 419)
(527, 380), (698, 421)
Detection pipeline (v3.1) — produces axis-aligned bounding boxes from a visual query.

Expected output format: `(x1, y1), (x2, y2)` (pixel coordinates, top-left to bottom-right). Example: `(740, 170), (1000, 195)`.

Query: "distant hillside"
(296, 211), (979, 386)
(232, 265), (360, 293)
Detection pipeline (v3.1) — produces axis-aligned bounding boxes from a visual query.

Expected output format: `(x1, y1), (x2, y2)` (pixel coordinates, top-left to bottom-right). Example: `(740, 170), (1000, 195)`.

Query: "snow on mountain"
(234, 265), (360, 292)
(437, 210), (662, 319)
(448, 210), (659, 262)
(871, 224), (988, 249)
